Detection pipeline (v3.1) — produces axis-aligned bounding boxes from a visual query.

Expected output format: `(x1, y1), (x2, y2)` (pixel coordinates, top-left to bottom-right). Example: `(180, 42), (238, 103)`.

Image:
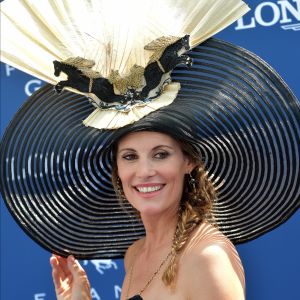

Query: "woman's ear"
(184, 156), (197, 174)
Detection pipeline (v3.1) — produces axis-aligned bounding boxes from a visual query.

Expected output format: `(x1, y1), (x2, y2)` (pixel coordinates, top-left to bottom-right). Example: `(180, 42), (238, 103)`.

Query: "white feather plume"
(1, 0), (249, 83)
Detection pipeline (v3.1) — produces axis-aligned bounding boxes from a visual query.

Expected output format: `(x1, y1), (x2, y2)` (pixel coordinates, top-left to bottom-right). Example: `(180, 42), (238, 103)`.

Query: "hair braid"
(162, 163), (216, 287)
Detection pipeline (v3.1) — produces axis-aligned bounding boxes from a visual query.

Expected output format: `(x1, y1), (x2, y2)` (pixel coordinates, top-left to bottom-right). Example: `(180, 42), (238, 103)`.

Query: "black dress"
(127, 295), (143, 300)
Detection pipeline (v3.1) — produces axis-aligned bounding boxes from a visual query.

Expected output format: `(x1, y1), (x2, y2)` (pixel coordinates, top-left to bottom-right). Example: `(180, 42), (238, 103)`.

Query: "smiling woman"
(110, 130), (245, 299)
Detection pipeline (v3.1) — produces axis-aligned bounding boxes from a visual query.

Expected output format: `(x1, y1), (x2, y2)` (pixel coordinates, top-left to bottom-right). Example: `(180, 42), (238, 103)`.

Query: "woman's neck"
(140, 212), (178, 256)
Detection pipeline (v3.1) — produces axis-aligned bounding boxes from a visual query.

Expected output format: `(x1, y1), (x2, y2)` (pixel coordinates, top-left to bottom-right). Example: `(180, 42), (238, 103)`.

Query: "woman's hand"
(50, 254), (91, 300)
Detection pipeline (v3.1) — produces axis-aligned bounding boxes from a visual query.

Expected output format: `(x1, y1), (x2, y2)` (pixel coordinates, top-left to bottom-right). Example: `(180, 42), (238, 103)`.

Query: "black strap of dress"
(127, 295), (143, 300)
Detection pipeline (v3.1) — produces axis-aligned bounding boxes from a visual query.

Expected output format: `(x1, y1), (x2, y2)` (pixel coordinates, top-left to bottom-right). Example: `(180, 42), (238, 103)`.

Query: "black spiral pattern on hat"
(172, 39), (300, 243)
(0, 87), (145, 259)
(0, 38), (299, 258)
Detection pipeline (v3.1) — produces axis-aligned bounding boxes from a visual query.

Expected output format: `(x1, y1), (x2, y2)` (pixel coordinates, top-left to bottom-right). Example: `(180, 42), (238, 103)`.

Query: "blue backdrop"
(1, 1), (299, 299)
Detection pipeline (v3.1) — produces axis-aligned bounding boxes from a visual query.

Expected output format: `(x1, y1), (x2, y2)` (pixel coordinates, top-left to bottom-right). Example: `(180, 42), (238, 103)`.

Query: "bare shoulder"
(123, 237), (144, 273)
(180, 222), (245, 300)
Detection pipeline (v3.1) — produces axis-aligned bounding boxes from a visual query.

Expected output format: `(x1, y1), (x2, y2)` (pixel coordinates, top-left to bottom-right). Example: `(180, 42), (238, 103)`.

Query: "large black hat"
(0, 0), (299, 259)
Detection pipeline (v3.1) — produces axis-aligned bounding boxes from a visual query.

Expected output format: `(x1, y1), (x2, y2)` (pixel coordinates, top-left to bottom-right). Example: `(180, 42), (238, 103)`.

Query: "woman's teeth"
(136, 186), (162, 193)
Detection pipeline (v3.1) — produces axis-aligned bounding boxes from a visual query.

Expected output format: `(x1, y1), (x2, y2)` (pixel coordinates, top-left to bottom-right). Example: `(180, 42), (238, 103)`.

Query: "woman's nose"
(135, 159), (156, 178)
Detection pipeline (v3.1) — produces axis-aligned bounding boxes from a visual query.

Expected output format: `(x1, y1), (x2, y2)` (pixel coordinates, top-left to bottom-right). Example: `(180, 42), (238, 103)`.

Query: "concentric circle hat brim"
(1, 38), (300, 259)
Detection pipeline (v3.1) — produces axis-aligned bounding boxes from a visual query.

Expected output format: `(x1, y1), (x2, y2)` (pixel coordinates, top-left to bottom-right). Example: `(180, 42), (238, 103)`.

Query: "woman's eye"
(122, 154), (137, 160)
(154, 152), (169, 159)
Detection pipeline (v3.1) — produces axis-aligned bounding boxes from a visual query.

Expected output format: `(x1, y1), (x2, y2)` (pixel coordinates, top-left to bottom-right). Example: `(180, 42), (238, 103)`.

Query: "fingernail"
(68, 255), (75, 262)
(50, 256), (57, 266)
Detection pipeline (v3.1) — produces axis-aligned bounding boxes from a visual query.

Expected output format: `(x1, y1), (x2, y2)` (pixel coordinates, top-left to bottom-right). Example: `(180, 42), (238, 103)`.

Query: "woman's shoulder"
(184, 222), (245, 276)
(179, 222), (245, 298)
(185, 222), (240, 256)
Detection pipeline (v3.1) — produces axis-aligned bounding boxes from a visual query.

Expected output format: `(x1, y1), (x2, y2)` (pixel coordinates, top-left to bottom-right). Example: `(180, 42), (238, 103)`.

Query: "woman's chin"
(131, 200), (165, 217)
(138, 202), (177, 219)
(139, 207), (163, 217)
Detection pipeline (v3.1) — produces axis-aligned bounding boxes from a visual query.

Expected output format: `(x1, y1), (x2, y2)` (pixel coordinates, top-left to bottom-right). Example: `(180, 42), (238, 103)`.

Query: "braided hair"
(162, 158), (216, 287)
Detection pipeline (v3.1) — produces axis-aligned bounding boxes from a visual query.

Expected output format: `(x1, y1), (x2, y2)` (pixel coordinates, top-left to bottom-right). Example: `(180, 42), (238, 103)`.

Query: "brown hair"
(111, 135), (216, 288)
(161, 139), (216, 287)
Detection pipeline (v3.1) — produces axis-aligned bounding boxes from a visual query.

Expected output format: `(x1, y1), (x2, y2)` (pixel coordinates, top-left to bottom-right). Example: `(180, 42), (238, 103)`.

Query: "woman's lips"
(134, 184), (165, 194)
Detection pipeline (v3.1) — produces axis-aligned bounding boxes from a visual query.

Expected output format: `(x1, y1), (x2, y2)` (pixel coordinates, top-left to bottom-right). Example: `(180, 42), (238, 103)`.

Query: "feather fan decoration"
(0, 0), (250, 129)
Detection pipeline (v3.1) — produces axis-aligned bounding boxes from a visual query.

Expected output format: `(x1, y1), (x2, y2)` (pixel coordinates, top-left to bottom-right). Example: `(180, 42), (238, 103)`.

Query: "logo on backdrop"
(34, 294), (46, 300)
(4, 64), (43, 96)
(83, 259), (118, 275)
(235, 0), (300, 31)
(84, 259), (122, 299)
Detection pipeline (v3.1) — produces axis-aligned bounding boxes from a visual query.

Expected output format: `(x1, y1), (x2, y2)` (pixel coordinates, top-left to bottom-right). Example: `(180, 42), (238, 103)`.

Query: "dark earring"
(188, 173), (197, 200)
(116, 176), (126, 200)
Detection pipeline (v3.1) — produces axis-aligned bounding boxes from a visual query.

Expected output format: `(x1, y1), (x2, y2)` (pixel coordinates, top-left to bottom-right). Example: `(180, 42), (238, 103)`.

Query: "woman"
(50, 130), (245, 299)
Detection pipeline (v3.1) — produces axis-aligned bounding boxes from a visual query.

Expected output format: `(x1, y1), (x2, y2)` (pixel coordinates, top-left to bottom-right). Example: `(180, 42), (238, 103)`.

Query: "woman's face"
(116, 131), (195, 217)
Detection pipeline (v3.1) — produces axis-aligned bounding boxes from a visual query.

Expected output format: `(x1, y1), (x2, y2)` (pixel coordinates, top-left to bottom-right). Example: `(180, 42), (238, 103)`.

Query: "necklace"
(126, 248), (173, 299)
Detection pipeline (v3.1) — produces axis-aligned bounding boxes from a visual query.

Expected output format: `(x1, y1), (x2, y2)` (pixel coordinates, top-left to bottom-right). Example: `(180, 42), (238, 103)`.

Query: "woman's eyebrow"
(117, 148), (136, 153)
(118, 144), (175, 154)
(152, 145), (174, 150)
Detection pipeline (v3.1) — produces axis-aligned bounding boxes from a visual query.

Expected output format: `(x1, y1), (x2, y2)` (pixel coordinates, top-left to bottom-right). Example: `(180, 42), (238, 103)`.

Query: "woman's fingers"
(67, 256), (90, 287)
(50, 254), (91, 300)
(56, 255), (71, 278)
(50, 255), (64, 294)
(50, 255), (71, 296)
(67, 256), (92, 298)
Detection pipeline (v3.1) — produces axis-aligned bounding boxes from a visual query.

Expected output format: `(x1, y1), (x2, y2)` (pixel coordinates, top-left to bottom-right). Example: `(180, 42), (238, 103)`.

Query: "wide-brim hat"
(1, 0), (300, 259)
(1, 37), (300, 258)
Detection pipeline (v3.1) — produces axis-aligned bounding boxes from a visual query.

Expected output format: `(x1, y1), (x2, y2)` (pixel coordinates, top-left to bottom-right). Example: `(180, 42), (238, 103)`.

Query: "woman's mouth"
(135, 184), (164, 194)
